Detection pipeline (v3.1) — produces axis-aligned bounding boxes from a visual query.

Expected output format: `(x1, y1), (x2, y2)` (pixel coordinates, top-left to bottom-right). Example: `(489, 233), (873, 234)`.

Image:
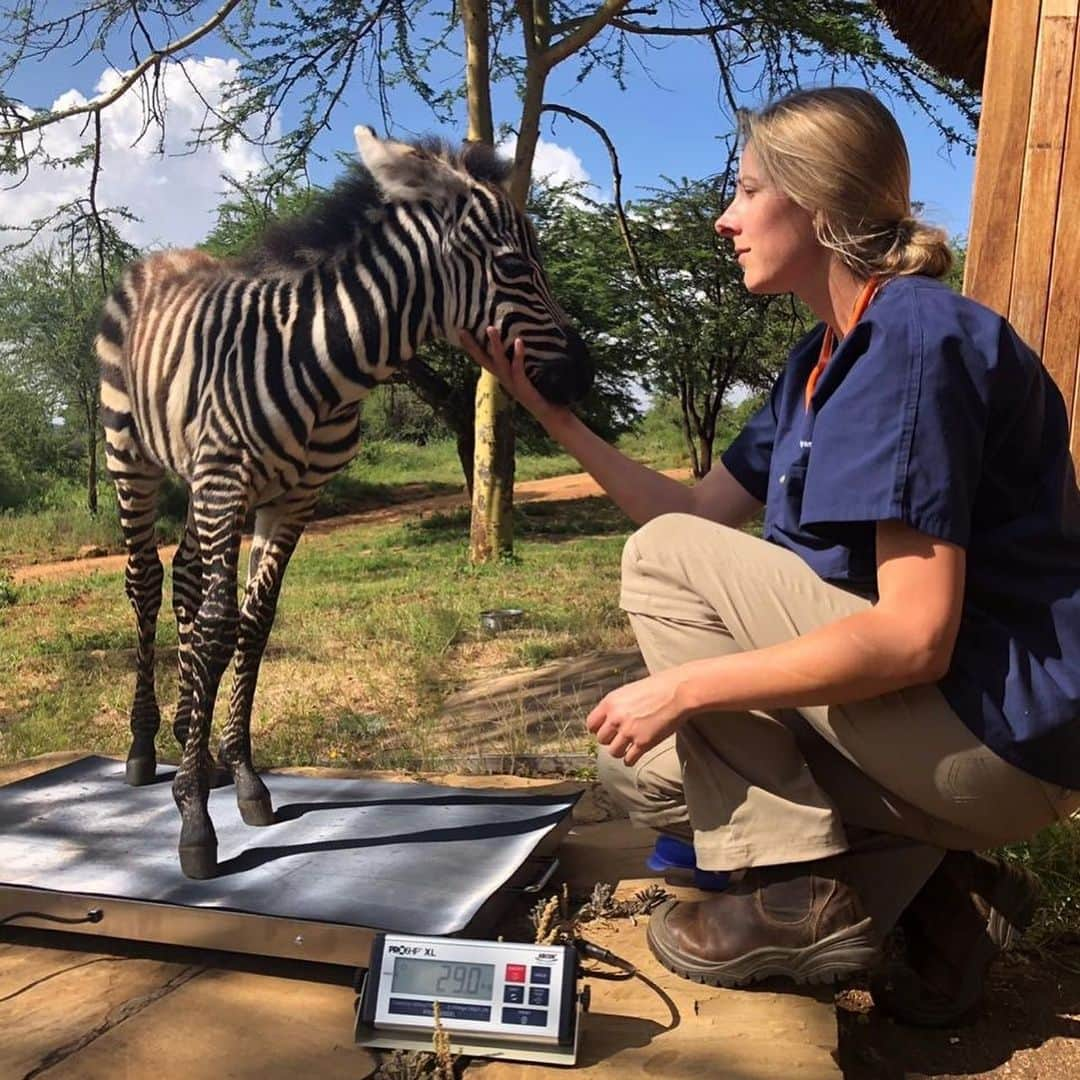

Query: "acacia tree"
(0, 1), (978, 554)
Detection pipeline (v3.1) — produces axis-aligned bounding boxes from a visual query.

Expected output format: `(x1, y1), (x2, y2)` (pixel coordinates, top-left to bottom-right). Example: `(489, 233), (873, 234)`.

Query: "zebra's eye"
(493, 253), (533, 278)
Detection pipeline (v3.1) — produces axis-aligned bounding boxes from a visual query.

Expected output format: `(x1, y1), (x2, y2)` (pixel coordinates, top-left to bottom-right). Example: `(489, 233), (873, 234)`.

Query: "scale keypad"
(497, 962), (555, 1024)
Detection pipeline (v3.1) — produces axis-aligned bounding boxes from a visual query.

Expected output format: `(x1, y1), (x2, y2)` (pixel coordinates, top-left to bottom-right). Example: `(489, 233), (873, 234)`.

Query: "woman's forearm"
(674, 605), (948, 715)
(459, 329), (760, 528)
(541, 408), (697, 525)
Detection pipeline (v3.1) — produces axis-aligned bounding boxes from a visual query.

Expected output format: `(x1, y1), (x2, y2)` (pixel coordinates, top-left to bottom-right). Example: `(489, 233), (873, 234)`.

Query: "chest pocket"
(777, 462), (808, 502)
(769, 460), (811, 540)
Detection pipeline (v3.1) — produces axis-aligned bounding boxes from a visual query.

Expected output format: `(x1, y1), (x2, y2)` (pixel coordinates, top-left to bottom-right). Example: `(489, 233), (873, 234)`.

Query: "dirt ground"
(835, 952), (1080, 1079)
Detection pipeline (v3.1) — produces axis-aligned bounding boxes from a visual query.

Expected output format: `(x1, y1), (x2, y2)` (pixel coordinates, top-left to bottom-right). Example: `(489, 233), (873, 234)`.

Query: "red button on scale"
(505, 964), (526, 983)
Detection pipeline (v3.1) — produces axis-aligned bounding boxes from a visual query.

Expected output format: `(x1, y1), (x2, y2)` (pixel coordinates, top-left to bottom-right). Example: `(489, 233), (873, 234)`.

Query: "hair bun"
(894, 217), (915, 245)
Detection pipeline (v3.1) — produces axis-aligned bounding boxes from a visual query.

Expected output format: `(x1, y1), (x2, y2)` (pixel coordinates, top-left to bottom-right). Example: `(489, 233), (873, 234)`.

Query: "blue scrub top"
(722, 273), (1080, 789)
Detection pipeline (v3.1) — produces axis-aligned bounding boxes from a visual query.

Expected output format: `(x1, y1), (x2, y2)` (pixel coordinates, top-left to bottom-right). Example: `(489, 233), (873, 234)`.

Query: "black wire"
(0, 908), (104, 927)
(574, 937), (637, 973)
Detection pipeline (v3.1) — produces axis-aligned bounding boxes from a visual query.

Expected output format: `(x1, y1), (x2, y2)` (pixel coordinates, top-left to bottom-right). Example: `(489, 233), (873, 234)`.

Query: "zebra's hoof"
(239, 798), (276, 827)
(125, 756), (157, 786)
(179, 844), (218, 880)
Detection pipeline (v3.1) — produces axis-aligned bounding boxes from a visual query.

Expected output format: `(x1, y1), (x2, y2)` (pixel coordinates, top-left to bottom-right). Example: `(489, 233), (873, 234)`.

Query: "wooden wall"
(965, 0), (1080, 464)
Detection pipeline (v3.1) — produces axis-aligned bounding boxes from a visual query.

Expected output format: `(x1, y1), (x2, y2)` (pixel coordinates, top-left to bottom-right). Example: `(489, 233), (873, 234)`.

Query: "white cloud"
(0, 57), (273, 249)
(497, 135), (595, 195)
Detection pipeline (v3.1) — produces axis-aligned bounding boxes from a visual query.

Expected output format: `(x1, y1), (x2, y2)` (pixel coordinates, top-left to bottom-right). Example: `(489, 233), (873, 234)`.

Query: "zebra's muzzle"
(527, 325), (593, 406)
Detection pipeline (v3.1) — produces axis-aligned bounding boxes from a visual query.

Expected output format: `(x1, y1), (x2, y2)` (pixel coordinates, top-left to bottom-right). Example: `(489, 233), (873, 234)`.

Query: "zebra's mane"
(245, 138), (512, 274)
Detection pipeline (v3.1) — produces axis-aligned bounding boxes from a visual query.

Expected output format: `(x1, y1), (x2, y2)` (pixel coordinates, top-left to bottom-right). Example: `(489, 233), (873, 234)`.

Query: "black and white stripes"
(97, 129), (592, 879)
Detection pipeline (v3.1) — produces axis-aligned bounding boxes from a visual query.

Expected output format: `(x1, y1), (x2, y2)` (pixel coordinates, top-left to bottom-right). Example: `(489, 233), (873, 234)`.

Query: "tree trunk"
(677, 376), (702, 478)
(456, 426), (475, 498)
(462, 0), (515, 561)
(469, 374), (515, 561)
(462, 0), (630, 558)
(85, 399), (98, 514)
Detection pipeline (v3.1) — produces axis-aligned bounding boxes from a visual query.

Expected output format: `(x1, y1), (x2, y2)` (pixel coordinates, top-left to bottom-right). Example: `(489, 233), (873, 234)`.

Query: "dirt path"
(13, 468), (691, 585)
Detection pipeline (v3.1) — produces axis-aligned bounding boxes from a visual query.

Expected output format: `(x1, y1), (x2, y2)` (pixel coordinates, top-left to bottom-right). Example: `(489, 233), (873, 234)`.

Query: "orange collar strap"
(804, 277), (882, 410)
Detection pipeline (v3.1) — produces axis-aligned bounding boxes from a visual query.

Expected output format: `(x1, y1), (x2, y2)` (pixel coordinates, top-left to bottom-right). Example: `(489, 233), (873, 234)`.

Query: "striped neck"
(311, 206), (447, 402)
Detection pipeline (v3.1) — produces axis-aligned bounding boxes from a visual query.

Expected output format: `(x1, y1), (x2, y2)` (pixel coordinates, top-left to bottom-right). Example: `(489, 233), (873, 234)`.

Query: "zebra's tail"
(96, 270), (143, 478)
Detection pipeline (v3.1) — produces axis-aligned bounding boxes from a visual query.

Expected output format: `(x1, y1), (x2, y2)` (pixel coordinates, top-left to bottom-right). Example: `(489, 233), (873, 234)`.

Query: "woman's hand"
(586, 667), (696, 767)
(458, 326), (566, 425)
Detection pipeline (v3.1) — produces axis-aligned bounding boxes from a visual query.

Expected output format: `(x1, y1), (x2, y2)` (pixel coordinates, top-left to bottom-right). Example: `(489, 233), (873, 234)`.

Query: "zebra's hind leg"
(218, 504), (309, 827)
(173, 475), (246, 879)
(114, 471), (166, 787)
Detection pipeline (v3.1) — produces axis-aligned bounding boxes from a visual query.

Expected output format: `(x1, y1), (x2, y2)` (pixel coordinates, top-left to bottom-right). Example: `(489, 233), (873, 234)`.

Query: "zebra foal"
(96, 127), (593, 879)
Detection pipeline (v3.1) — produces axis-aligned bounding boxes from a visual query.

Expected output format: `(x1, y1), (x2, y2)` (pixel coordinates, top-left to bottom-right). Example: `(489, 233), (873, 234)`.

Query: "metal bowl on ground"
(479, 608), (525, 632)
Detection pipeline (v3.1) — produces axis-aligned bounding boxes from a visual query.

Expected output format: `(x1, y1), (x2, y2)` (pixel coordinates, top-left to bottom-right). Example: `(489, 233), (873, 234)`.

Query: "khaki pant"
(604, 514), (1079, 937)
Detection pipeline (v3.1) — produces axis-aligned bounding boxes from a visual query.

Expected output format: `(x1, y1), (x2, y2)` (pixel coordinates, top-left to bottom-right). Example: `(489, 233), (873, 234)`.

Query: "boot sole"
(870, 856), (1040, 1027)
(646, 900), (880, 987)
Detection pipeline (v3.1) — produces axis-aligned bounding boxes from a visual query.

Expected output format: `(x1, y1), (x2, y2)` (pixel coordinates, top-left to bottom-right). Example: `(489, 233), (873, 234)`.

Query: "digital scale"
(0, 759), (586, 1066)
(356, 932), (583, 1066)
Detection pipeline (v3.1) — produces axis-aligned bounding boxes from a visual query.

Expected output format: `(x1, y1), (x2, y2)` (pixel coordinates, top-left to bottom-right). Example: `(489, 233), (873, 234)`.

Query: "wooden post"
(965, 0), (1080, 463)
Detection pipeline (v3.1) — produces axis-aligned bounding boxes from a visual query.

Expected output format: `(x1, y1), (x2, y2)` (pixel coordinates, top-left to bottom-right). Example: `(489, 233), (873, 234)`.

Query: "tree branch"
(609, 17), (735, 37)
(539, 103), (648, 286)
(539, 0), (630, 74)
(88, 110), (107, 293)
(0, 0), (243, 139)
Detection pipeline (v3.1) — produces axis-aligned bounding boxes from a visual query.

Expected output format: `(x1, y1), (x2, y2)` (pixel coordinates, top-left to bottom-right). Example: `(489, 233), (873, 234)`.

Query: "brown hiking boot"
(646, 866), (879, 987)
(870, 851), (1041, 1027)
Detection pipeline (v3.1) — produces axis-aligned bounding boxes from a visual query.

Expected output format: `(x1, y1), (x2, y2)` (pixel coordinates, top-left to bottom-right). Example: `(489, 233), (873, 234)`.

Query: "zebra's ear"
(354, 125), (468, 204)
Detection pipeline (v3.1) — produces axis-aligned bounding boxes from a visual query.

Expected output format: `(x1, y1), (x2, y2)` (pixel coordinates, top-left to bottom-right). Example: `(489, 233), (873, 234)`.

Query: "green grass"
(1004, 823), (1080, 951)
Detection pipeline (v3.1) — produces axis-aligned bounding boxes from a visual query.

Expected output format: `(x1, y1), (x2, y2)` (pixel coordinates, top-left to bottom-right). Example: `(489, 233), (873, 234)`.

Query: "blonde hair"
(738, 87), (952, 281)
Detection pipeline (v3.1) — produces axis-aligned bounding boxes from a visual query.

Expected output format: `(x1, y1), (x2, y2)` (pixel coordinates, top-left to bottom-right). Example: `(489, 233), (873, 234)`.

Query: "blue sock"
(646, 836), (731, 891)
(646, 835), (696, 871)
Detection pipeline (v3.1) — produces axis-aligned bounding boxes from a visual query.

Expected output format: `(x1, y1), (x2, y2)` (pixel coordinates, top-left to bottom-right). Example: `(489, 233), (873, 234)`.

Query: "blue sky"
(0, 12), (977, 247)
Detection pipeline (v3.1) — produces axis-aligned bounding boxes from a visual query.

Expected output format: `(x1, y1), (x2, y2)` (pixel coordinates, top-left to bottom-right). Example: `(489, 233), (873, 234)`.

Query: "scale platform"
(0, 756), (579, 968)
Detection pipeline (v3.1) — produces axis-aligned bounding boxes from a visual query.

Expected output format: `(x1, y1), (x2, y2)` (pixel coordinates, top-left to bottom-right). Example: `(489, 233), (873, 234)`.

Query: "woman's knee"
(623, 513), (726, 569)
(620, 513), (743, 596)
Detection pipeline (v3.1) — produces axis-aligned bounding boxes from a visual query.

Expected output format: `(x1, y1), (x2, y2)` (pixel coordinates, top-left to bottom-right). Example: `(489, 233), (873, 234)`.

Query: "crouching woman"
(462, 86), (1080, 1026)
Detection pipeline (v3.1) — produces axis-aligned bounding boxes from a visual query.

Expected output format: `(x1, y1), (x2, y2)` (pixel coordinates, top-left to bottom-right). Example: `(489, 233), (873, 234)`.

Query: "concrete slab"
(0, 754), (840, 1079)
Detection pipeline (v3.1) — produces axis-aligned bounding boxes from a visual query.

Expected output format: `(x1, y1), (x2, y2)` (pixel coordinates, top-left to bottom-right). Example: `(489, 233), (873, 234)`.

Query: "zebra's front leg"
(174, 489), (244, 879)
(170, 505), (202, 754)
(218, 508), (307, 826)
(114, 474), (166, 787)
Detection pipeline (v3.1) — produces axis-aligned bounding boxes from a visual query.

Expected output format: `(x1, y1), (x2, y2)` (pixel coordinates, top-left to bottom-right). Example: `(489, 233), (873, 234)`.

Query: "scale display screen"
(390, 957), (495, 1001)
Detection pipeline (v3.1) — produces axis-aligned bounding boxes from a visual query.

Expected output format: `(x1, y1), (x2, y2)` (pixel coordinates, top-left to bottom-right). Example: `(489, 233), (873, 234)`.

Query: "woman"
(460, 86), (1080, 1026)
